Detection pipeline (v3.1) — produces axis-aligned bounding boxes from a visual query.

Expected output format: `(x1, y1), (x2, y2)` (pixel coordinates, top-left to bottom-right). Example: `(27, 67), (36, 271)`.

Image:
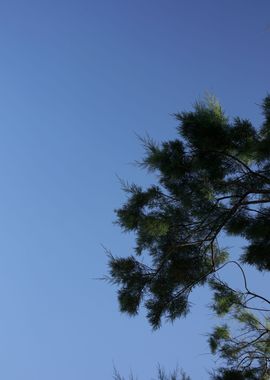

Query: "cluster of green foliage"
(108, 95), (270, 379)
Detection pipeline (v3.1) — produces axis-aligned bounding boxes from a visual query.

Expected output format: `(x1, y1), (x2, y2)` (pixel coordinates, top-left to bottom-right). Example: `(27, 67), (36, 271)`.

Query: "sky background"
(0, 1), (269, 379)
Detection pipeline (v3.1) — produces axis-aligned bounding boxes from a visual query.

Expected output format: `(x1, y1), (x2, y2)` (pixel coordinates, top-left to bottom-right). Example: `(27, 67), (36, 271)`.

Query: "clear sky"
(0, 1), (269, 379)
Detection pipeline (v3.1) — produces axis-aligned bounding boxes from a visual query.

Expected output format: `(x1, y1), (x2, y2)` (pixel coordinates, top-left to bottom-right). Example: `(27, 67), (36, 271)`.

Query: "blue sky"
(0, 1), (269, 379)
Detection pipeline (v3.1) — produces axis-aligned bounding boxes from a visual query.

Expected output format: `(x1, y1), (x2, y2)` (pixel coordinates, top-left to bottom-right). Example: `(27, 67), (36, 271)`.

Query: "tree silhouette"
(108, 95), (270, 378)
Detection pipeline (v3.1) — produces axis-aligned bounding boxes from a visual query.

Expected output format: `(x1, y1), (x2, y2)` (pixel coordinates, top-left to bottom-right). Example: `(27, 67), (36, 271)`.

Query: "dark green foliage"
(208, 299), (270, 378)
(209, 325), (230, 353)
(209, 279), (244, 316)
(211, 368), (259, 380)
(108, 95), (270, 376)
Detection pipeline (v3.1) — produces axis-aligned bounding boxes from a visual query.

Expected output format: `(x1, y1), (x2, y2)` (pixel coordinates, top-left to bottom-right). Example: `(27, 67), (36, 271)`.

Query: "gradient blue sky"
(0, 1), (269, 379)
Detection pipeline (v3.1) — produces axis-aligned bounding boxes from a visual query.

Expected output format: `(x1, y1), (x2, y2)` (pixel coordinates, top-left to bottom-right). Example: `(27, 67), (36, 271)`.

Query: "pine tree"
(108, 95), (270, 378)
